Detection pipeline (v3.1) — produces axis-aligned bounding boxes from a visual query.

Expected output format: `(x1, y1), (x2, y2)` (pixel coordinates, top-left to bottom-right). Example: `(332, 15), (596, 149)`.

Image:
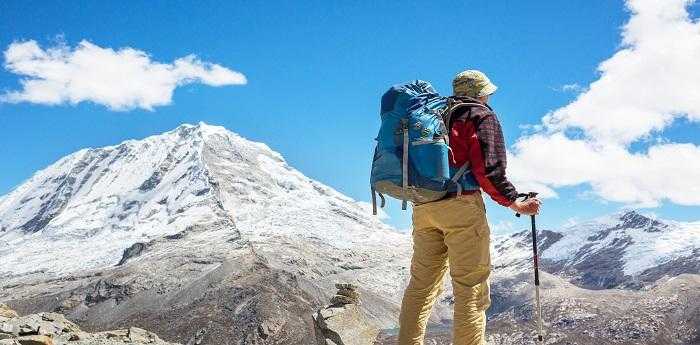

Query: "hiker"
(397, 70), (541, 345)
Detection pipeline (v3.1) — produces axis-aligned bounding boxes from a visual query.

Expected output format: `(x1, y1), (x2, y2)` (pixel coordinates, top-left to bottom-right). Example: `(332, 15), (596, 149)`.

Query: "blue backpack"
(370, 80), (479, 215)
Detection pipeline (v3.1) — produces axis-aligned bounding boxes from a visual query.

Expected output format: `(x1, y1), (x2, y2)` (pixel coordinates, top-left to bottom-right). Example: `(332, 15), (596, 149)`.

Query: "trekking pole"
(515, 192), (544, 342)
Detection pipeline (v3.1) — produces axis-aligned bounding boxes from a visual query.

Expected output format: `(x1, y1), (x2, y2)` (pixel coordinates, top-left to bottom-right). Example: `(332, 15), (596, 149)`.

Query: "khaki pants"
(398, 193), (491, 345)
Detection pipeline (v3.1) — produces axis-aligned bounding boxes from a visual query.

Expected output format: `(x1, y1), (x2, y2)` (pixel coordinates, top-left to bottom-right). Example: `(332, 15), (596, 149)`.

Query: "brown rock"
(330, 294), (357, 306)
(55, 296), (82, 312)
(16, 335), (53, 345)
(128, 327), (156, 342)
(336, 288), (360, 300)
(334, 283), (357, 291)
(68, 332), (86, 341)
(0, 305), (18, 319)
(103, 329), (128, 339)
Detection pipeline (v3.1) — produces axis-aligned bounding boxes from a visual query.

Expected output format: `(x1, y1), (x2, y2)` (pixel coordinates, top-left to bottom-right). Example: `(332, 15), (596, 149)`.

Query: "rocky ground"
(1, 226), (323, 345)
(1, 124), (699, 345)
(313, 284), (379, 345)
(375, 273), (700, 345)
(0, 304), (176, 345)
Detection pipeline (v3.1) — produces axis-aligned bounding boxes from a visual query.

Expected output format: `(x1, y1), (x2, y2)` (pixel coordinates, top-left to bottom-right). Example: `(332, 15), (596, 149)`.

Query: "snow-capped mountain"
(0, 122), (697, 344)
(492, 211), (700, 289)
(0, 123), (407, 280)
(0, 123), (419, 344)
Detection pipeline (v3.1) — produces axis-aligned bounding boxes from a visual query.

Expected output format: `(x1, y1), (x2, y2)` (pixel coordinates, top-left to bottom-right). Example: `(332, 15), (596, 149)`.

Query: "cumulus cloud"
(509, 0), (700, 207)
(1, 40), (247, 111)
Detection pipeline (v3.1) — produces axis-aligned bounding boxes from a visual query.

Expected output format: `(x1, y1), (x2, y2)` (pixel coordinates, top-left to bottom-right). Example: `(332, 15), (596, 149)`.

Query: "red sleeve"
(463, 115), (518, 207)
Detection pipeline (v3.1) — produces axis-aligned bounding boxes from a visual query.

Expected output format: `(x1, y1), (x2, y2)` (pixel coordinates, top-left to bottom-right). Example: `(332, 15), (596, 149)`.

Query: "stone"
(15, 335), (53, 345)
(314, 304), (379, 345)
(0, 323), (14, 334)
(0, 310), (176, 344)
(17, 325), (36, 336)
(36, 323), (60, 336)
(68, 332), (85, 341)
(38, 314), (59, 323)
(103, 329), (128, 339)
(0, 305), (18, 319)
(315, 286), (379, 345)
(128, 327), (155, 342)
(334, 283), (357, 291)
(318, 307), (341, 321)
(330, 294), (357, 306)
(336, 288), (360, 300)
(56, 295), (83, 312)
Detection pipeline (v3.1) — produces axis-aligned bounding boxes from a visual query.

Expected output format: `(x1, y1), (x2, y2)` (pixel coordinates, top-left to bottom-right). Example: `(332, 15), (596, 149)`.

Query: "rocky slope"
(491, 211), (700, 289)
(0, 123), (429, 344)
(1, 123), (698, 344)
(375, 211), (700, 344)
(375, 273), (700, 345)
(0, 303), (177, 345)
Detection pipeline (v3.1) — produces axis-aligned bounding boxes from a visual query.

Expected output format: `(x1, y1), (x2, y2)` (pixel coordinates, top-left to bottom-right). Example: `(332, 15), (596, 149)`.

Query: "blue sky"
(1, 0), (699, 232)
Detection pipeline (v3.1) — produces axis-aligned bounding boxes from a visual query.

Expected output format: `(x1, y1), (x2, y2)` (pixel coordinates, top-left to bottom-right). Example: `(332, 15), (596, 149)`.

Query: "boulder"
(0, 322), (15, 335)
(0, 305), (18, 320)
(314, 283), (379, 345)
(15, 335), (53, 345)
(0, 309), (179, 344)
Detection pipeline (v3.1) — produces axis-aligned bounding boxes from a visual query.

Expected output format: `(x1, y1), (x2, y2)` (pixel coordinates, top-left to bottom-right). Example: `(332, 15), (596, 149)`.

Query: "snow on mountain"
(0, 123), (408, 283)
(492, 210), (700, 288)
(3, 122), (698, 344)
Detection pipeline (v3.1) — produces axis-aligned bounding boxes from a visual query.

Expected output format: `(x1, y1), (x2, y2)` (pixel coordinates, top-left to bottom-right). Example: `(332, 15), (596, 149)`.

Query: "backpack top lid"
(380, 80), (440, 116)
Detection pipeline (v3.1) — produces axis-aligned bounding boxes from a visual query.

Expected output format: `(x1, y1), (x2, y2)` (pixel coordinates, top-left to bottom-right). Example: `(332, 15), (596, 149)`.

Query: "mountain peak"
(0, 123), (395, 277)
(169, 121), (228, 138)
(617, 210), (665, 230)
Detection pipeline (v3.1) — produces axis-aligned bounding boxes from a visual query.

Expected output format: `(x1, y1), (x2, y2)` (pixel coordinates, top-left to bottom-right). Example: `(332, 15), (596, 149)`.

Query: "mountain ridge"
(0, 123), (698, 344)
(491, 210), (700, 290)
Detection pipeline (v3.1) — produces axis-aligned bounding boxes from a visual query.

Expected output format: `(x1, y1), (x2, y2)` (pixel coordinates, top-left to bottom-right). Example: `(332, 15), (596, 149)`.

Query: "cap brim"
(482, 83), (498, 96)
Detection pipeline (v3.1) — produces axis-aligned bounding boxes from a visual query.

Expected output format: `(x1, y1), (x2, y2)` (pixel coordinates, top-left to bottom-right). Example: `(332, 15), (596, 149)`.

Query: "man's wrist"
(508, 201), (518, 211)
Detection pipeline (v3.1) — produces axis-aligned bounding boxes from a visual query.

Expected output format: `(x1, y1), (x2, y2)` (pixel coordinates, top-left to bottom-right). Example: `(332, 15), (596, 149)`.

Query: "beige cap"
(452, 70), (498, 98)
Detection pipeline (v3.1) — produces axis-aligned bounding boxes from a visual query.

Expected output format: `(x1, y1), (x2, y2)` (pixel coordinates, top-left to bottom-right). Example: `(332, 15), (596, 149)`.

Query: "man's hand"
(509, 198), (541, 216)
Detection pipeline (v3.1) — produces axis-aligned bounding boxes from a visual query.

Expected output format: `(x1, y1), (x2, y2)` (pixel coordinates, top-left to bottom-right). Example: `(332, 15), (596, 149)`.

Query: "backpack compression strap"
(442, 99), (488, 196)
(371, 187), (386, 215)
(450, 161), (471, 196)
(401, 118), (409, 210)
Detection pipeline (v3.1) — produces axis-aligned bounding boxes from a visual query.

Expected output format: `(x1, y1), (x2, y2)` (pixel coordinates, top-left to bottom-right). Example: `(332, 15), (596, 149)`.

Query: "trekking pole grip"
(514, 192), (538, 217)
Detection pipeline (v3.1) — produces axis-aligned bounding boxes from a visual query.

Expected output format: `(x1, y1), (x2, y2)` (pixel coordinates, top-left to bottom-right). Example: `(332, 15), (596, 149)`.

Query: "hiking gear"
(399, 192), (491, 345)
(370, 81), (478, 214)
(448, 97), (518, 206)
(452, 70), (498, 98)
(516, 192), (544, 342)
(444, 189), (479, 198)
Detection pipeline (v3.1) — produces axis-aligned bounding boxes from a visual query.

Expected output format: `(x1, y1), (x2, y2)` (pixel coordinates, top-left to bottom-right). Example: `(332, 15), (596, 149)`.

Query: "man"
(398, 70), (541, 345)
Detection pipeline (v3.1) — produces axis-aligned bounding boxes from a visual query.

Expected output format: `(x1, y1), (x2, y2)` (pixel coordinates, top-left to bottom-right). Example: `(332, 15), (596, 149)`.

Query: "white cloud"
(553, 83), (586, 93)
(490, 220), (517, 236)
(1, 40), (247, 111)
(543, 0), (700, 144)
(509, 0), (700, 207)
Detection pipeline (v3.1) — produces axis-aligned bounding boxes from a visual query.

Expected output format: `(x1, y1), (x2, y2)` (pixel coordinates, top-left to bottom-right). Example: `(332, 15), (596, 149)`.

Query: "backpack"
(369, 80), (475, 215)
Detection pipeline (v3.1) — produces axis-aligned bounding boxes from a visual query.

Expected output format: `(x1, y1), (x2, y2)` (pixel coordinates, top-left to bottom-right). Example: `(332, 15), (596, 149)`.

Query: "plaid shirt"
(448, 99), (519, 206)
